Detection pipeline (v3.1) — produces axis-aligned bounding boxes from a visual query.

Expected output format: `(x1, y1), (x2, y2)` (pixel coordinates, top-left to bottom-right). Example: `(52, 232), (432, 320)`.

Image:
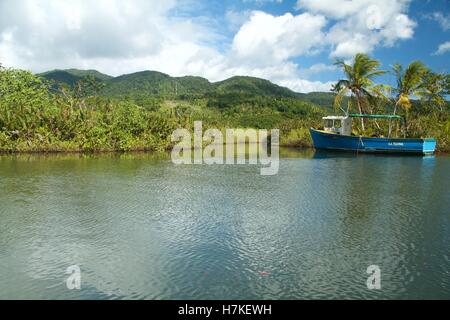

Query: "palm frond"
(333, 87), (349, 112)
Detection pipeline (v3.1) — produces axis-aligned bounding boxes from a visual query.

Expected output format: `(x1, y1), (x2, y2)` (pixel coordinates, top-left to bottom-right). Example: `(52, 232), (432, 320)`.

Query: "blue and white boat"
(310, 114), (436, 155)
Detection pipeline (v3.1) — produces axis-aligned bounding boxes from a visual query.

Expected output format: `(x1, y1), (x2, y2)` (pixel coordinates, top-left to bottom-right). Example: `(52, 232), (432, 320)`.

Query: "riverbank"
(1, 142), (449, 155)
(1, 119), (449, 153)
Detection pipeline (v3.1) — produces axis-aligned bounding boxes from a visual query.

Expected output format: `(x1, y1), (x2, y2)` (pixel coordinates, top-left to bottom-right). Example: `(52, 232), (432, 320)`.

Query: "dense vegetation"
(0, 54), (449, 153)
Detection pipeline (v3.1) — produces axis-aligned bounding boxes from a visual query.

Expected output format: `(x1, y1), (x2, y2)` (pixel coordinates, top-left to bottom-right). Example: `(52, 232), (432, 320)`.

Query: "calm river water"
(0, 149), (449, 299)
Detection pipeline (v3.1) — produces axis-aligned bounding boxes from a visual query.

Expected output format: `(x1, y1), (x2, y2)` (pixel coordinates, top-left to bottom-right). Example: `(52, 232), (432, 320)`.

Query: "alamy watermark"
(367, 265), (381, 290)
(171, 121), (279, 175)
(66, 265), (81, 290)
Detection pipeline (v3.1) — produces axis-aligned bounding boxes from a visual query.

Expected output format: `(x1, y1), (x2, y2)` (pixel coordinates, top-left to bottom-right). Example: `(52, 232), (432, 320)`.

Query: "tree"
(0, 67), (52, 135)
(332, 53), (387, 130)
(75, 75), (106, 98)
(445, 74), (450, 95)
(392, 61), (429, 115)
(418, 72), (448, 111)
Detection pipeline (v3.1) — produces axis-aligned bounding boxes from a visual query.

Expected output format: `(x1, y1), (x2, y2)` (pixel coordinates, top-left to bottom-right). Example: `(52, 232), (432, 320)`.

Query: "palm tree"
(332, 53), (387, 131)
(390, 61), (429, 136)
(392, 61), (429, 115)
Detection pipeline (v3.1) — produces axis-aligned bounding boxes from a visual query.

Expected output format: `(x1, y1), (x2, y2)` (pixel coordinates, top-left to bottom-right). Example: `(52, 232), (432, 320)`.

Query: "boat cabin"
(322, 116), (352, 136)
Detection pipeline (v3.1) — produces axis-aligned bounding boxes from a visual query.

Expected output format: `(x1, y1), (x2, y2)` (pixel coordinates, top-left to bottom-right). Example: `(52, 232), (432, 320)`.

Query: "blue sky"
(0, 0), (449, 92)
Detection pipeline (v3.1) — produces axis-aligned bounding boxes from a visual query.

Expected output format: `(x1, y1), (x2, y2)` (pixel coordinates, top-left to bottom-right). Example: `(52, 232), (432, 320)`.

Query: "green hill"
(38, 69), (338, 109)
(175, 76), (214, 95)
(39, 70), (83, 87)
(103, 73), (301, 98)
(301, 92), (343, 110)
(213, 76), (299, 98)
(39, 69), (113, 87)
(63, 69), (113, 81)
(39, 69), (307, 97)
(102, 71), (214, 96)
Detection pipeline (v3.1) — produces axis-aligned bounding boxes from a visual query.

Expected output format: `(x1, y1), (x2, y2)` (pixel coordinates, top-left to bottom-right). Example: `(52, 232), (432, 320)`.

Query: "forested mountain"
(39, 69), (337, 108)
(62, 69), (113, 81)
(39, 69), (112, 85)
(102, 71), (213, 96)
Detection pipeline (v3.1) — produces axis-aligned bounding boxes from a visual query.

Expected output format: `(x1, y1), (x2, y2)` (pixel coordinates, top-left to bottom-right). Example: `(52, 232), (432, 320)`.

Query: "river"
(0, 149), (449, 299)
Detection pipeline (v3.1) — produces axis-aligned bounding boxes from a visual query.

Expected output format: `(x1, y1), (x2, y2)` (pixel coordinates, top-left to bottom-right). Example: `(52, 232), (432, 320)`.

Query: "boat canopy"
(348, 114), (403, 120)
(322, 116), (349, 120)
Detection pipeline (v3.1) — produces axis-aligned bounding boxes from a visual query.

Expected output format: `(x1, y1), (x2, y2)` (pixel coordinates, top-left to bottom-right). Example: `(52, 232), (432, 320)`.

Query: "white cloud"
(329, 32), (377, 58)
(232, 11), (326, 64)
(0, 0), (211, 73)
(296, 0), (410, 20)
(296, 0), (373, 19)
(296, 0), (416, 57)
(277, 79), (334, 93)
(434, 41), (450, 55)
(429, 12), (450, 31)
(306, 63), (336, 73)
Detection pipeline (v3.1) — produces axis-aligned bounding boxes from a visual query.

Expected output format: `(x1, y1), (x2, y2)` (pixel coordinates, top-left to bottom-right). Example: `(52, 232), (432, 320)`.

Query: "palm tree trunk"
(389, 100), (400, 137)
(393, 101), (399, 115)
(389, 99), (400, 137)
(355, 93), (365, 131)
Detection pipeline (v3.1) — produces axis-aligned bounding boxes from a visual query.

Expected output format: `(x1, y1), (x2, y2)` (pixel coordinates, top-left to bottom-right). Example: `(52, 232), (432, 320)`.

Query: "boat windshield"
(325, 119), (341, 128)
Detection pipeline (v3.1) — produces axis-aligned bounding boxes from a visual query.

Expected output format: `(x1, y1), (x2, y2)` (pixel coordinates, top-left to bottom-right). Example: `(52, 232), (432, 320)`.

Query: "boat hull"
(309, 128), (436, 155)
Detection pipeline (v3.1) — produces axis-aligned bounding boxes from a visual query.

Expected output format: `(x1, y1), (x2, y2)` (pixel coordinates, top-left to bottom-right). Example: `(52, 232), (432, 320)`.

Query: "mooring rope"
(357, 135), (364, 156)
